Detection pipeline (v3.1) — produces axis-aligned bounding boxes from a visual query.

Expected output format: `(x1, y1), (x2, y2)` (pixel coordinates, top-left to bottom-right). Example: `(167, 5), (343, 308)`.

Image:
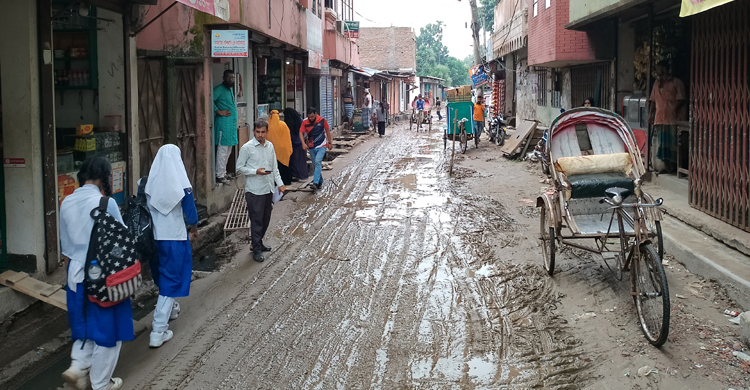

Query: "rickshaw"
(410, 100), (432, 131)
(443, 99), (478, 153)
(536, 107), (670, 346)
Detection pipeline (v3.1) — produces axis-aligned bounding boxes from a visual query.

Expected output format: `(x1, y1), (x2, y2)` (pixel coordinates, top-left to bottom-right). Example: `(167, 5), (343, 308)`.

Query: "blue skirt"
(67, 279), (134, 348)
(151, 240), (192, 298)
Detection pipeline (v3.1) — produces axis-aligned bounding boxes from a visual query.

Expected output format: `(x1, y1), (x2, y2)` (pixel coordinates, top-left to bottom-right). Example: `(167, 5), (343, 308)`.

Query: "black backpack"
(123, 176), (157, 264)
(84, 197), (142, 307)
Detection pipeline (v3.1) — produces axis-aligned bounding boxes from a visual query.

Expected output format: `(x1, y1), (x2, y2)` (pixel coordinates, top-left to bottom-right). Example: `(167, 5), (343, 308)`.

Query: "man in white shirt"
(236, 119), (287, 262)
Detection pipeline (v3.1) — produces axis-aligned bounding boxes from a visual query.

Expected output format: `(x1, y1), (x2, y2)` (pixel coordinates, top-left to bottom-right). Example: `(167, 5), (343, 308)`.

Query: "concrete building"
(491, 0), (531, 121)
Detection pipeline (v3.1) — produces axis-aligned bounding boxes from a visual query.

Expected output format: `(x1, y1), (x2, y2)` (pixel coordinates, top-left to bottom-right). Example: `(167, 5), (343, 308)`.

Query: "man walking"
(362, 88), (372, 131)
(473, 95), (486, 144)
(300, 107), (333, 190)
(648, 60), (686, 173)
(214, 69), (238, 185)
(342, 87), (355, 130)
(436, 98), (442, 121)
(416, 95), (425, 131)
(236, 119), (286, 262)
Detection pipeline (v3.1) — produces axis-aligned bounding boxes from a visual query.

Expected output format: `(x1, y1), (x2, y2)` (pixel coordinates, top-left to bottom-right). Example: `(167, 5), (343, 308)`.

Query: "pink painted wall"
(137, 0), (307, 53)
(324, 30), (359, 66)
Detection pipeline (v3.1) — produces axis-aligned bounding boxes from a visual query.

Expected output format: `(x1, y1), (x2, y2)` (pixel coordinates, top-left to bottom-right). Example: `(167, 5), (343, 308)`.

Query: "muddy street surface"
(44, 121), (750, 390)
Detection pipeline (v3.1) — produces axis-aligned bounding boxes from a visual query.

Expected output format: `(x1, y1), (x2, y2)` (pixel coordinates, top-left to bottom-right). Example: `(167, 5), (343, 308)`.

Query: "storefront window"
(258, 58), (284, 112)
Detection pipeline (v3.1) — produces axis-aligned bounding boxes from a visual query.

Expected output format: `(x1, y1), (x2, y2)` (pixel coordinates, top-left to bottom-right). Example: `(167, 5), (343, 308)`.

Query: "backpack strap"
(90, 196), (110, 219)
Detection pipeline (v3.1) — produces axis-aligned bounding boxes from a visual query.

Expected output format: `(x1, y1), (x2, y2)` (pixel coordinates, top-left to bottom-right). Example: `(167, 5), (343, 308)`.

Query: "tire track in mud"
(133, 125), (594, 389)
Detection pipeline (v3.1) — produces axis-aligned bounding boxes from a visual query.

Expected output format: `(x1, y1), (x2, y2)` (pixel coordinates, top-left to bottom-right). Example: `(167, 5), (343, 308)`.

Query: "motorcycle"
(534, 128), (551, 176)
(488, 114), (506, 146)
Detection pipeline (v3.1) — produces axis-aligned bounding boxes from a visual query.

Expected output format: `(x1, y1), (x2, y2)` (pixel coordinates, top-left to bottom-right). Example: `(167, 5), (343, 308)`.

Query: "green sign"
(344, 21), (359, 38)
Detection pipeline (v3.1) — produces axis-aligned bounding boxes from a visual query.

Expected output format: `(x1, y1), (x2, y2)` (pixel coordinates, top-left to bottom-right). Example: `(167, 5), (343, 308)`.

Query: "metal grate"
(551, 69), (562, 108)
(223, 189), (250, 239)
(690, 0), (750, 232)
(536, 68), (548, 106)
(571, 62), (611, 109)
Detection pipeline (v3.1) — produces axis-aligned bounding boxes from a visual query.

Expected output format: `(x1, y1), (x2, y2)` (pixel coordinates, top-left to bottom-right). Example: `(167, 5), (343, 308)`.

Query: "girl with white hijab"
(60, 157), (131, 390)
(144, 145), (198, 348)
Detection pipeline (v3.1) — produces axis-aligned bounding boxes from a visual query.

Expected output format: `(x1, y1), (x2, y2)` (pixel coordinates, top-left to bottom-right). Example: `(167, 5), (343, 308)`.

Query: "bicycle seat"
(605, 187), (632, 200)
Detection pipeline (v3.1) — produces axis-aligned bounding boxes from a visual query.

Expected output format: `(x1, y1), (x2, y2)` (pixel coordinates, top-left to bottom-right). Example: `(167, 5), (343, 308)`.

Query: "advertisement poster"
(211, 30), (248, 57)
(344, 21), (360, 39)
(680, 0), (735, 16)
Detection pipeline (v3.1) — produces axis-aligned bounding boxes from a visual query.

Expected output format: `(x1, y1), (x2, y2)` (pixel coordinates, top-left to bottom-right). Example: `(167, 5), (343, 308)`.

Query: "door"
(137, 58), (165, 178)
(175, 65), (199, 189)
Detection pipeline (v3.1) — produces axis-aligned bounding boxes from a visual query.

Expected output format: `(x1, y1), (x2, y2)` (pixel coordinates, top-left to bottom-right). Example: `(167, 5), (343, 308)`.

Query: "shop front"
(0, 0), (137, 274)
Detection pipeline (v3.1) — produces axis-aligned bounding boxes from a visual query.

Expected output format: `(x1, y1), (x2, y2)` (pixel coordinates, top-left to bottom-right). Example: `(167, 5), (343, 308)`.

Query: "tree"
(416, 21), (471, 87)
(478, 0), (498, 33)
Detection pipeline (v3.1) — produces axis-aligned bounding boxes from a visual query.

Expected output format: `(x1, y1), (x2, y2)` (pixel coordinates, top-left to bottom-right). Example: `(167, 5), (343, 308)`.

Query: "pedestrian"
(416, 95), (425, 130)
(362, 88), (372, 130)
(283, 107), (308, 181)
(60, 157), (132, 390)
(299, 107), (333, 190)
(266, 110), (294, 185)
(473, 95), (486, 143)
(436, 98), (442, 120)
(342, 87), (355, 129)
(236, 119), (287, 262)
(144, 145), (198, 348)
(648, 60), (686, 173)
(583, 97), (595, 107)
(214, 69), (238, 185)
(376, 98), (388, 137)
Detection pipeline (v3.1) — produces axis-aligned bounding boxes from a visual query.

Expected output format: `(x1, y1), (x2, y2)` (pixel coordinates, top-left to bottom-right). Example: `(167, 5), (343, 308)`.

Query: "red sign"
(4, 158), (26, 168)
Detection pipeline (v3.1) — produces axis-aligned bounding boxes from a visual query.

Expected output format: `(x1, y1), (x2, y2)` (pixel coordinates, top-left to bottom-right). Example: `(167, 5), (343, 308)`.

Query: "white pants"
(70, 339), (122, 390)
(152, 295), (175, 333)
(216, 145), (231, 179)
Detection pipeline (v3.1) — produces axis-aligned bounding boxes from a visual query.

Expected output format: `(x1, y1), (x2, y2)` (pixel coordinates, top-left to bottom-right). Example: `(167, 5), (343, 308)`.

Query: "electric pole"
(468, 0), (482, 66)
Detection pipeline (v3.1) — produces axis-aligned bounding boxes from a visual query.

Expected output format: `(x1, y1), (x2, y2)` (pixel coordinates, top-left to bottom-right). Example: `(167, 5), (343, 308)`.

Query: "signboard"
(680, 0), (735, 16)
(308, 51), (322, 70)
(469, 65), (489, 88)
(307, 10), (323, 69)
(211, 30), (248, 57)
(177, 0), (230, 21)
(3, 158), (25, 168)
(344, 21), (360, 39)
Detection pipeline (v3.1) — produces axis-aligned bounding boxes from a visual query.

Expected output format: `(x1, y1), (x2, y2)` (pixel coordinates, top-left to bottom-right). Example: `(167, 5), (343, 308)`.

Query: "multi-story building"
(358, 27), (417, 114)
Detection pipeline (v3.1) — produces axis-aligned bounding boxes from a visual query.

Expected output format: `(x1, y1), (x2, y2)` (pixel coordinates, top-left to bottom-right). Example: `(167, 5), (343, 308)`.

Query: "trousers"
(245, 192), (273, 254)
(152, 295), (176, 333)
(216, 145), (231, 179)
(309, 147), (326, 185)
(70, 339), (122, 390)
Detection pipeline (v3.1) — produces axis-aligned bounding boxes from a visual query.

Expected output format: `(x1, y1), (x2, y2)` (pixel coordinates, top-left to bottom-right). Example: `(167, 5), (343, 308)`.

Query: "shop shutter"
(320, 76), (334, 126)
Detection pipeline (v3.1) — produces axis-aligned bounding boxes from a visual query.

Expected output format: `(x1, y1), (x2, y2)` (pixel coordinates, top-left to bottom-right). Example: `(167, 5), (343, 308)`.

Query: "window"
(533, 0), (538, 16)
(537, 69), (548, 106)
(546, 0), (551, 9)
(551, 69), (562, 108)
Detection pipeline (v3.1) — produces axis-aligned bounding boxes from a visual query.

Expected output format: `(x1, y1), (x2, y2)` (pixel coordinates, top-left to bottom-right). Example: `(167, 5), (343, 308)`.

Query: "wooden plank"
(501, 120), (538, 157)
(0, 271), (67, 311)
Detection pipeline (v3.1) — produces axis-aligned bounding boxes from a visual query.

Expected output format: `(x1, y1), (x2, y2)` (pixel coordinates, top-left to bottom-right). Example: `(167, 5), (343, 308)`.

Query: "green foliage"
(478, 0), (499, 33)
(416, 21), (470, 87)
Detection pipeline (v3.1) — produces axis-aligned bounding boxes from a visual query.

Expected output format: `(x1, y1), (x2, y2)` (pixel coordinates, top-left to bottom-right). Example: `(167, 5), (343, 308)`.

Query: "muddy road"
(68, 122), (750, 389)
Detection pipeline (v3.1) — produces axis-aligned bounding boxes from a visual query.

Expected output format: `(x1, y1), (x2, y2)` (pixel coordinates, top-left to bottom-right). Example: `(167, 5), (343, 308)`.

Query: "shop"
(0, 0), (137, 274)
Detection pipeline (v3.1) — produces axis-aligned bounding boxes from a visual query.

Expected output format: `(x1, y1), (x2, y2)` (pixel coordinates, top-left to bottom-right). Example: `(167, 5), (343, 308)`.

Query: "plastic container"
(57, 151), (74, 174)
(88, 260), (102, 281)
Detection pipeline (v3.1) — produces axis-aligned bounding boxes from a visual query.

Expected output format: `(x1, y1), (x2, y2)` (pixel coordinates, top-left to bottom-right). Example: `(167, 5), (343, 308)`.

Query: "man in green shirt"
(214, 69), (238, 185)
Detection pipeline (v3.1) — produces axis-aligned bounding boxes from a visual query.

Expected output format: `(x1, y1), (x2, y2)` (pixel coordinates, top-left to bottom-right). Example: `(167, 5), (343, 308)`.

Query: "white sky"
(354, 0), (476, 60)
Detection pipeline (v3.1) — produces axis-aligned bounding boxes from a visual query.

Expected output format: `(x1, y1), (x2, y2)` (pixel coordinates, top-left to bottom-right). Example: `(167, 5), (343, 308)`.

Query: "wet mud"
(123, 124), (592, 390)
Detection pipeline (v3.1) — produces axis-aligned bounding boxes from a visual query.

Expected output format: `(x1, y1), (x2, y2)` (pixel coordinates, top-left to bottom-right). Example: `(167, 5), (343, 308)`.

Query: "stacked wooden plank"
(500, 120), (538, 158)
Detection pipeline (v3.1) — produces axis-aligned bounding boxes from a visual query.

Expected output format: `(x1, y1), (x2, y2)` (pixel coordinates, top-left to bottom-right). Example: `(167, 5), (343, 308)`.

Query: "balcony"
(492, 9), (528, 59)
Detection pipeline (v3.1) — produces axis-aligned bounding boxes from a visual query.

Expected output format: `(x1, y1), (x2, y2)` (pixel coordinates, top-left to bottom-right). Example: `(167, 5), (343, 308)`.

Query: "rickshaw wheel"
(540, 205), (556, 276)
(459, 126), (468, 154)
(497, 129), (506, 146)
(631, 243), (670, 347)
(409, 116), (414, 131)
(428, 117), (432, 132)
(654, 221), (664, 260)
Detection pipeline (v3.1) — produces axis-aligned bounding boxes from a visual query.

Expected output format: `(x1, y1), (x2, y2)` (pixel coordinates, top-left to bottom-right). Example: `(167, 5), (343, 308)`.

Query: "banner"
(344, 21), (360, 39)
(469, 65), (488, 88)
(211, 30), (248, 57)
(680, 0), (735, 17)
(177, 0), (230, 21)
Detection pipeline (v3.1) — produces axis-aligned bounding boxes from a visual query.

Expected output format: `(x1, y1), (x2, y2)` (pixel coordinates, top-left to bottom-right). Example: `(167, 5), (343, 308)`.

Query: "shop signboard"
(177, 0), (230, 21)
(344, 21), (360, 39)
(211, 30), (248, 57)
(680, 0), (735, 16)
(307, 9), (323, 69)
(469, 65), (489, 88)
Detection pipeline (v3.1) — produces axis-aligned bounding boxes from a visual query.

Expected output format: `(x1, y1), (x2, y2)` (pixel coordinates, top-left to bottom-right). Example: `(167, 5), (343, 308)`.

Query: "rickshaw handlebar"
(599, 197), (664, 208)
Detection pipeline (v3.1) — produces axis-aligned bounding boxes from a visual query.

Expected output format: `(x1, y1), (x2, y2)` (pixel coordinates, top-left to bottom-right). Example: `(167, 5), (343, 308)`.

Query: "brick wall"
(527, 0), (594, 66)
(358, 27), (416, 71)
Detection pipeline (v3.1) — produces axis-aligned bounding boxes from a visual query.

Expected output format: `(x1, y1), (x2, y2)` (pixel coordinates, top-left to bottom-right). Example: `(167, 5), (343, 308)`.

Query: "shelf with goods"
(52, 3), (98, 90)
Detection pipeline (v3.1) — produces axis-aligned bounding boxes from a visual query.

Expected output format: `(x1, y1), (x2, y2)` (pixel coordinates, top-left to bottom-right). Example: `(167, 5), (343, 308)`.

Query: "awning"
(680, 0), (735, 16)
(349, 66), (379, 78)
(177, 0), (230, 21)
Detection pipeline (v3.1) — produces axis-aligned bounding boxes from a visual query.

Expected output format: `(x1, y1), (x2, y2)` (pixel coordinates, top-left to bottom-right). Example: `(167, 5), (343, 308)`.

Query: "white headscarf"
(145, 144), (192, 215)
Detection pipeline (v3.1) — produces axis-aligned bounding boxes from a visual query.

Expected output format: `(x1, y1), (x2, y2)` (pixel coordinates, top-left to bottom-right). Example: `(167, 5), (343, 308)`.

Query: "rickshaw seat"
(567, 172), (635, 199)
(605, 187), (632, 200)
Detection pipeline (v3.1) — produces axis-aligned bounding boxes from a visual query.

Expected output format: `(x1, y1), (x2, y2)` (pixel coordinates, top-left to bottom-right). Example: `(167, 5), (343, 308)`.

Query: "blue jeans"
(309, 147), (326, 185)
(474, 120), (484, 138)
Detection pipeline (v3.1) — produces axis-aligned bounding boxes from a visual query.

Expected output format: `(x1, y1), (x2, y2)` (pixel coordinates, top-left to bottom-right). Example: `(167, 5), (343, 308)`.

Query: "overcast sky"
(354, 0), (476, 60)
